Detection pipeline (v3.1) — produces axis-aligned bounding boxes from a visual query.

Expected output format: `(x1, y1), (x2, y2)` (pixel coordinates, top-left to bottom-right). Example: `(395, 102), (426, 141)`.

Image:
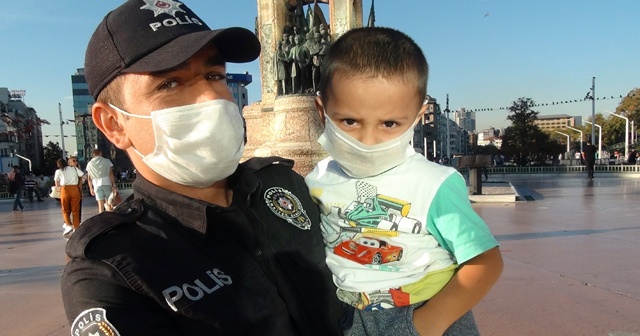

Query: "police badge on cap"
(264, 187), (311, 230)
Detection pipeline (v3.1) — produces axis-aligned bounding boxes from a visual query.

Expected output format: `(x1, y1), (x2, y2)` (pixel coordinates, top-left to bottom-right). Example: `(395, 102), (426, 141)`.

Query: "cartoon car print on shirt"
(322, 181), (424, 247)
(334, 236), (403, 265)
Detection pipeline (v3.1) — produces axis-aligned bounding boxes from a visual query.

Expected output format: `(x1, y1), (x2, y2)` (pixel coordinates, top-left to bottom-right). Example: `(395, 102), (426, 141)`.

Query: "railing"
(0, 181), (134, 200)
(458, 164), (640, 175)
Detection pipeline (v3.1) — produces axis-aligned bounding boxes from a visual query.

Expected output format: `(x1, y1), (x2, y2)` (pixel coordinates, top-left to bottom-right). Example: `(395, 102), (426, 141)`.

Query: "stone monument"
(243, 0), (363, 175)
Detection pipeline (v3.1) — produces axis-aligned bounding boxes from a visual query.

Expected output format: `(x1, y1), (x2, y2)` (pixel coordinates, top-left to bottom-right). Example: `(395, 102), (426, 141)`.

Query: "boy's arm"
(412, 247), (503, 336)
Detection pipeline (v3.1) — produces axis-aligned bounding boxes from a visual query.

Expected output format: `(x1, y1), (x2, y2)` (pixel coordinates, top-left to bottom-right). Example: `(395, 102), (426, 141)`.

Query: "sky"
(1, 0), (638, 153)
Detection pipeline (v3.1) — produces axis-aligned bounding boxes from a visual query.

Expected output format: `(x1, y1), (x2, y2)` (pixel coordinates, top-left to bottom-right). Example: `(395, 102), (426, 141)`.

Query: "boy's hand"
(412, 247), (503, 335)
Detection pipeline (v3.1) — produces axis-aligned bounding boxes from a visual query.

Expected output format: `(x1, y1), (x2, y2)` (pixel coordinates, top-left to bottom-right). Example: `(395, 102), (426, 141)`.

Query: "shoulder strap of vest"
(242, 156), (294, 171)
(66, 198), (144, 259)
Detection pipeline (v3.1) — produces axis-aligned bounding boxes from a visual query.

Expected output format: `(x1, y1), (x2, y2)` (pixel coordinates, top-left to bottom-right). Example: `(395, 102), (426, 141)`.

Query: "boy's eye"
(383, 121), (398, 128)
(344, 119), (357, 126)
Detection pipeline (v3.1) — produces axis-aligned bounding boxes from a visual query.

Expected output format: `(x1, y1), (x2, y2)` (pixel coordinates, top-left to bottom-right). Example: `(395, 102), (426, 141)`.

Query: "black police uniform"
(62, 157), (346, 336)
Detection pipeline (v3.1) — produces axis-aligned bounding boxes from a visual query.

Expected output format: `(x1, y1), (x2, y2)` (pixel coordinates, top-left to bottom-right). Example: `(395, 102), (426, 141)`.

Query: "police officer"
(61, 1), (345, 335)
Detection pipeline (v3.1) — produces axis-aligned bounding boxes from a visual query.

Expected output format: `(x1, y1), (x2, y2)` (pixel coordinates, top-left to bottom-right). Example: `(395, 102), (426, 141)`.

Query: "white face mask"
(317, 115), (416, 178)
(110, 99), (245, 188)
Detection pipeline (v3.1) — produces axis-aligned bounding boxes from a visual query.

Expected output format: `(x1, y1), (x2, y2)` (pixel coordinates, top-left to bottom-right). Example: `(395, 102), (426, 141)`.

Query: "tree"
(42, 141), (64, 176)
(501, 97), (563, 165)
(618, 88), (640, 128)
(602, 115), (625, 146)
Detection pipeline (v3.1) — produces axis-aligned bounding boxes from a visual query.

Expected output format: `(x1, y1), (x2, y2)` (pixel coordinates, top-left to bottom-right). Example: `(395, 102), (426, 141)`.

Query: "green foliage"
(42, 141), (64, 176)
(602, 115), (625, 146)
(618, 88), (640, 125)
(506, 97), (539, 125)
(502, 97), (564, 165)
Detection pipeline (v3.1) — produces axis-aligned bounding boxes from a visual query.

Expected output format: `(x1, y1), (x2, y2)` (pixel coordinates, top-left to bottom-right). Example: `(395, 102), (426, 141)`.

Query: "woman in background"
(54, 158), (84, 239)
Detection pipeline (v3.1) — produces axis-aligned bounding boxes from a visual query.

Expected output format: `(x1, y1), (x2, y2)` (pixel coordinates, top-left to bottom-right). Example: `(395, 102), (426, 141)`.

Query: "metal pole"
(555, 131), (570, 158)
(433, 140), (436, 160)
(591, 77), (595, 144)
(15, 153), (32, 172)
(605, 110), (629, 162)
(58, 103), (66, 159)
(626, 115), (629, 161)
(584, 121), (602, 161)
(567, 126), (583, 154)
(445, 94), (450, 160)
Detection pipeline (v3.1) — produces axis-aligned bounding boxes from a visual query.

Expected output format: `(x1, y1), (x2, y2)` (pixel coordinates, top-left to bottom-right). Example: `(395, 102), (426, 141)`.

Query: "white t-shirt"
(54, 167), (84, 186)
(305, 152), (499, 309)
(87, 156), (114, 187)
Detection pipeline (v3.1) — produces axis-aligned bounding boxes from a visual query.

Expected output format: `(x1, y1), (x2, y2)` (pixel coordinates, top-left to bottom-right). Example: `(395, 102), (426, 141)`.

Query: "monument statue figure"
(288, 34), (311, 94)
(274, 41), (289, 95)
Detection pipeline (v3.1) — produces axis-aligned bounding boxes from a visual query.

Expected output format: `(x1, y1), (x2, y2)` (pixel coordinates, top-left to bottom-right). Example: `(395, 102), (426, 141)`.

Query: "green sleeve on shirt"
(426, 173), (499, 264)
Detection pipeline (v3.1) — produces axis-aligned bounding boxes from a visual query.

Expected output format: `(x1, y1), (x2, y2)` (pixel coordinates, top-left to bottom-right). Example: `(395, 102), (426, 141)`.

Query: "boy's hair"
(318, 27), (428, 105)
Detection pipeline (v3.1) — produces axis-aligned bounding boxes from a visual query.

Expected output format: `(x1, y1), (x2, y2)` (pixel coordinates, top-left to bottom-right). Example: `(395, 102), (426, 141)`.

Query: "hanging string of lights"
(463, 91), (639, 113)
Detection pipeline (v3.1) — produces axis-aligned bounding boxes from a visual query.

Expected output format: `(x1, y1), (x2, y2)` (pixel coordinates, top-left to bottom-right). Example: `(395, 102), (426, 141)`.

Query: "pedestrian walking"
(54, 158), (85, 238)
(36, 174), (49, 199)
(25, 174), (43, 202)
(8, 165), (25, 211)
(86, 149), (117, 213)
(68, 156), (87, 222)
(582, 140), (597, 180)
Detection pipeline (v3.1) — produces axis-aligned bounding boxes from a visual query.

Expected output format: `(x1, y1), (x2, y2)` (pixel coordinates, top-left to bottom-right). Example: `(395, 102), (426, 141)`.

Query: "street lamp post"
(555, 131), (570, 159)
(591, 77), (595, 144)
(58, 103), (66, 159)
(445, 94), (451, 160)
(14, 153), (32, 172)
(566, 126), (583, 156)
(584, 120), (602, 161)
(605, 110), (629, 162)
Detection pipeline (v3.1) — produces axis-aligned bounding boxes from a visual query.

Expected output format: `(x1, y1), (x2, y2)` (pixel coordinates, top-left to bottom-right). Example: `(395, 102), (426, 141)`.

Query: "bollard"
(458, 154), (492, 195)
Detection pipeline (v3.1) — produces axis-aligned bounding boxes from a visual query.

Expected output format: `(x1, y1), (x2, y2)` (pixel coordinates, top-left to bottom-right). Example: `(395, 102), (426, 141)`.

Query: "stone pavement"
(1, 174), (640, 335)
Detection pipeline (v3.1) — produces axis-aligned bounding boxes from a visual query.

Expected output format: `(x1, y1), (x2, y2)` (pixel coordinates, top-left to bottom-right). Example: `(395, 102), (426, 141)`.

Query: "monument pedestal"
(242, 95), (326, 175)
(244, 0), (364, 175)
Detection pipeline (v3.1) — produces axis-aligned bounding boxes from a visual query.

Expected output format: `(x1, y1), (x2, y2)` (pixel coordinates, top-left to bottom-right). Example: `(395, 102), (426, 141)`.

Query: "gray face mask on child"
(317, 115), (416, 178)
(110, 99), (245, 187)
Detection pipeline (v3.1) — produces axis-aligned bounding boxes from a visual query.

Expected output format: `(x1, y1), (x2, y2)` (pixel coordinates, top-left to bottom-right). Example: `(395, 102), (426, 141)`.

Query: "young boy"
(305, 27), (503, 336)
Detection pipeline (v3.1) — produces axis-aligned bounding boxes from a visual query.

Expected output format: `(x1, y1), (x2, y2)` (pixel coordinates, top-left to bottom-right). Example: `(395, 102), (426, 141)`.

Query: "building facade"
(226, 72), (252, 110)
(534, 114), (581, 131)
(413, 95), (440, 160)
(454, 108), (476, 133)
(0, 88), (44, 174)
(71, 69), (102, 164)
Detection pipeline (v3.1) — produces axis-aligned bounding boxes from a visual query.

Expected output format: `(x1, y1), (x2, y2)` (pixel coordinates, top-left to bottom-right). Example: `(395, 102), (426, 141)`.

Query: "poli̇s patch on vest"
(264, 187), (311, 230)
(71, 308), (121, 336)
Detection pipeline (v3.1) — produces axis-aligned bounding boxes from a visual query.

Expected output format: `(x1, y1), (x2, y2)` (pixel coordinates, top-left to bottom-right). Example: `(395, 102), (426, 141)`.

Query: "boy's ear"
(91, 102), (132, 150)
(418, 102), (428, 117)
(315, 96), (326, 125)
(414, 103), (428, 126)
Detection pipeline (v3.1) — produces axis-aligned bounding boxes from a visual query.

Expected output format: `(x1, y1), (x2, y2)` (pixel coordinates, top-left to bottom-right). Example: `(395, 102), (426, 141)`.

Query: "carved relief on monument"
(260, 24), (275, 95)
(276, 0), (332, 96)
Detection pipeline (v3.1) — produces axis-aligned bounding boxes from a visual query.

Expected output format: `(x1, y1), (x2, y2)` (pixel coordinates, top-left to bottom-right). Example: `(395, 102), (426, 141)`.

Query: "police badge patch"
(264, 187), (311, 230)
(71, 308), (121, 336)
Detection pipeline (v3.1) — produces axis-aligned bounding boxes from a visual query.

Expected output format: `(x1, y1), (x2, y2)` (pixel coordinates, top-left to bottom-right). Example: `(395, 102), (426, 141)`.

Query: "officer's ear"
(92, 102), (132, 150)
